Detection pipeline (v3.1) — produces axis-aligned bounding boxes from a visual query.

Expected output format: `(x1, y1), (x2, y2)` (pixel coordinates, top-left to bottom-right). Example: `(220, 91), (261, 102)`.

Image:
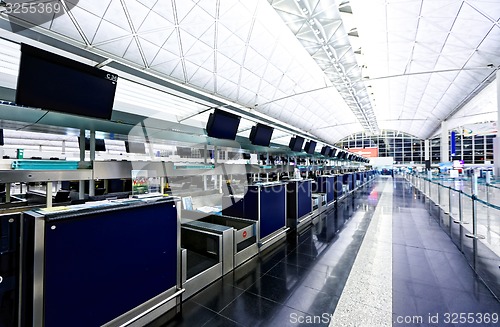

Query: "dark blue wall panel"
(259, 184), (286, 238)
(243, 186), (259, 221)
(316, 176), (334, 203)
(43, 201), (178, 327)
(297, 180), (312, 218)
(334, 176), (343, 200)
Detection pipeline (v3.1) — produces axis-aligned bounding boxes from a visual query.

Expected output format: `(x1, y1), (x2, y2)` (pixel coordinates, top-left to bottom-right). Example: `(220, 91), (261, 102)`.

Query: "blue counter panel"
(333, 176), (343, 200)
(43, 201), (178, 327)
(297, 180), (312, 219)
(243, 187), (259, 222)
(316, 176), (334, 203)
(245, 184), (286, 239)
(259, 184), (286, 238)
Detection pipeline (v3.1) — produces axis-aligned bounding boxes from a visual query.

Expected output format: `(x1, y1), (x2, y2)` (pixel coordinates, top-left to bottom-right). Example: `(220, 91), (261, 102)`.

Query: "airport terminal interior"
(1, 1), (500, 326)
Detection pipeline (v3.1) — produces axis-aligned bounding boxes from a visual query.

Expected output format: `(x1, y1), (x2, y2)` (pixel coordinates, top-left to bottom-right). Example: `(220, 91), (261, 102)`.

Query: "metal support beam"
(46, 181), (53, 208)
(495, 69), (500, 176)
(89, 130), (95, 197)
(79, 129), (85, 200)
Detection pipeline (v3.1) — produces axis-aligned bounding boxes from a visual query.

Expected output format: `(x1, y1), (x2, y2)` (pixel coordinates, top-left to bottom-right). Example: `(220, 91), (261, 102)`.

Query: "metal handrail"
(408, 174), (488, 240)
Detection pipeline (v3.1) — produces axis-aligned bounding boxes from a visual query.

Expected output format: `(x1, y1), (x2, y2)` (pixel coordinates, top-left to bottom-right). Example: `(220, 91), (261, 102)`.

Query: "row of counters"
(0, 171), (375, 327)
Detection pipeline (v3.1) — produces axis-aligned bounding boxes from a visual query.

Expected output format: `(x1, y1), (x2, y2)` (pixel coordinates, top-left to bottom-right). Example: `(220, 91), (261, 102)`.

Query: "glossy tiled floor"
(392, 177), (500, 327)
(146, 177), (500, 327)
(147, 181), (383, 327)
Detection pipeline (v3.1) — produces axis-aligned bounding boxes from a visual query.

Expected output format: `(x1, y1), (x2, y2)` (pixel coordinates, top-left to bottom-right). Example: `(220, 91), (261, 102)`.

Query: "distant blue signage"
(450, 131), (456, 156)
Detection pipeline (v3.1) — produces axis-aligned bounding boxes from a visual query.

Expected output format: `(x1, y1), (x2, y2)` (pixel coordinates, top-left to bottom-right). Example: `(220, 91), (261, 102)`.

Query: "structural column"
(440, 121), (448, 163)
(494, 69), (500, 176)
(79, 129), (85, 200)
(89, 130), (96, 196)
(424, 139), (430, 167)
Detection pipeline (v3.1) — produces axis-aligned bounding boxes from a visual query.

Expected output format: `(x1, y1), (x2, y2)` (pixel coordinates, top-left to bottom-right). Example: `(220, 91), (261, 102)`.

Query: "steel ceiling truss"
(269, 0), (379, 134)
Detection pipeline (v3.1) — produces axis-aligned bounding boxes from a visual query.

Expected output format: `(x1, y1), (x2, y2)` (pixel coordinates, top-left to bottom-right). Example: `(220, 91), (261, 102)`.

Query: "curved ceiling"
(350, 0), (500, 139)
(1, 0), (499, 143)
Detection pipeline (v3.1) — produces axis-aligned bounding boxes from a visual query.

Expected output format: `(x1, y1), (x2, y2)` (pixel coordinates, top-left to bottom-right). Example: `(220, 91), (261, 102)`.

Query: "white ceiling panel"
(351, 0), (500, 139)
(2, 0), (499, 144)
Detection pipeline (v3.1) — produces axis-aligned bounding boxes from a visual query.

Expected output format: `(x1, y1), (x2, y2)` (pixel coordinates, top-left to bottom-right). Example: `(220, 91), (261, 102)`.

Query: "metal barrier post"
(471, 173), (478, 196)
(486, 184), (490, 204)
(453, 191), (463, 224)
(437, 182), (441, 206)
(448, 187), (452, 215)
(456, 191), (469, 224)
(465, 195), (485, 239)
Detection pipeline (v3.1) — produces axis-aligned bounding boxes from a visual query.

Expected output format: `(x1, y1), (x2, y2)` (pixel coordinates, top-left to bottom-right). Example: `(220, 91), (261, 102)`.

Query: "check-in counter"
(333, 175), (344, 200)
(20, 197), (183, 327)
(343, 173), (354, 193)
(314, 175), (335, 206)
(221, 194), (245, 218)
(181, 210), (258, 268)
(286, 179), (313, 228)
(350, 173), (357, 191)
(181, 221), (231, 299)
(312, 193), (327, 213)
(355, 172), (362, 188)
(244, 182), (288, 250)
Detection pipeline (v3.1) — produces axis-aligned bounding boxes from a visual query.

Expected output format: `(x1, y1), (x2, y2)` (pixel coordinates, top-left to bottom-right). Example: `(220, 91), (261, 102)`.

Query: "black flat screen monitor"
(16, 44), (117, 120)
(176, 147), (192, 157)
(304, 141), (317, 154)
(321, 146), (331, 156)
(289, 136), (304, 152)
(79, 137), (106, 151)
(0, 129), (3, 146)
(125, 141), (146, 154)
(206, 109), (241, 140)
(249, 123), (273, 146)
(242, 153), (251, 160)
(330, 148), (337, 157)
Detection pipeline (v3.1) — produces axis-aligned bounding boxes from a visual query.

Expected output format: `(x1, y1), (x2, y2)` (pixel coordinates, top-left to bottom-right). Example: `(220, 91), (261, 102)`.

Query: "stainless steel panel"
(221, 229), (234, 275)
(93, 161), (172, 180)
(0, 169), (93, 183)
(234, 224), (255, 245)
(33, 218), (45, 327)
(175, 200), (182, 292)
(259, 228), (289, 252)
(234, 244), (258, 268)
(183, 263), (223, 299)
(181, 249), (187, 285)
(102, 286), (183, 327)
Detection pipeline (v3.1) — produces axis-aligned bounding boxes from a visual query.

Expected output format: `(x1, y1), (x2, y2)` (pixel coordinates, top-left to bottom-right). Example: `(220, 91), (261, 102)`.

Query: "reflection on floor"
(147, 181), (383, 327)
(393, 177), (500, 327)
(146, 177), (500, 327)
